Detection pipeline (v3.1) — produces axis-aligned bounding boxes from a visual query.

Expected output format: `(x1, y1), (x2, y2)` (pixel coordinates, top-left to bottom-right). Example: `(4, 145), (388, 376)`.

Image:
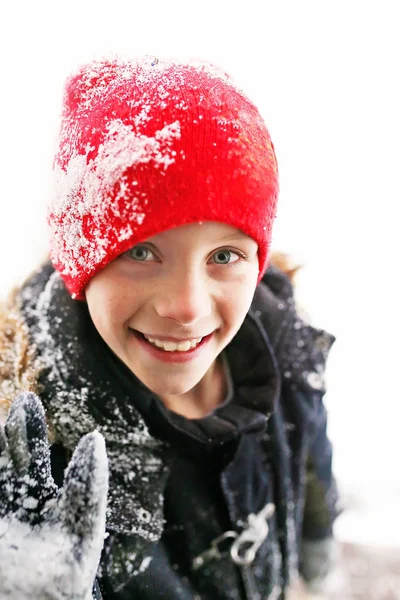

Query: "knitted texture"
(48, 56), (279, 299)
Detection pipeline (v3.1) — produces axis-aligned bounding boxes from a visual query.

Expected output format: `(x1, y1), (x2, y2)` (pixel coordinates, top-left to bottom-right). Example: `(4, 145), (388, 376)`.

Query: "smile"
(129, 329), (214, 363)
(143, 335), (203, 352)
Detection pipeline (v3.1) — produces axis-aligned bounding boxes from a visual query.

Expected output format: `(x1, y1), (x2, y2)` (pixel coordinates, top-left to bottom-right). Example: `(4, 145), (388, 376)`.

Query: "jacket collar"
(102, 306), (280, 457)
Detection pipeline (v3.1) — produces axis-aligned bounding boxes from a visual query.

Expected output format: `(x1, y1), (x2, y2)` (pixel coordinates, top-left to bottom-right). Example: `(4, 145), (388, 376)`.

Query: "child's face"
(85, 222), (259, 401)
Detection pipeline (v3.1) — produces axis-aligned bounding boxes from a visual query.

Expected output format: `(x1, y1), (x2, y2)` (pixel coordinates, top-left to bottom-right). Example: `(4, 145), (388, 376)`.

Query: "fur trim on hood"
(0, 292), (38, 423)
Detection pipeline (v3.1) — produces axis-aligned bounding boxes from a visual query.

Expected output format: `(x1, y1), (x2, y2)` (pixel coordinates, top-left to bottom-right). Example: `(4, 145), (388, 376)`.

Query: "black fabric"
(101, 430), (282, 600)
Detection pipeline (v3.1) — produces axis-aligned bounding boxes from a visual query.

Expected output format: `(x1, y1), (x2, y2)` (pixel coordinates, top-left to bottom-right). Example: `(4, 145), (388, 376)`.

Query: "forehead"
(145, 221), (257, 245)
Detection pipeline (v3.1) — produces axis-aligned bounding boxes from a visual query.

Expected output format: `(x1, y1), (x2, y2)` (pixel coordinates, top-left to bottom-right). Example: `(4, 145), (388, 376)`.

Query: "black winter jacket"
(14, 262), (338, 599)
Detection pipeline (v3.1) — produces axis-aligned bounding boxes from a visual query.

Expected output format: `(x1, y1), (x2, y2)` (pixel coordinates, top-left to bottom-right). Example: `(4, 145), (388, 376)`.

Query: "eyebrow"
(219, 234), (255, 243)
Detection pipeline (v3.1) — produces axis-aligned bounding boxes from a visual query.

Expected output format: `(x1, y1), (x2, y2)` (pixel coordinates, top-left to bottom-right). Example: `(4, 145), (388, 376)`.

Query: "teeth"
(144, 335), (203, 352)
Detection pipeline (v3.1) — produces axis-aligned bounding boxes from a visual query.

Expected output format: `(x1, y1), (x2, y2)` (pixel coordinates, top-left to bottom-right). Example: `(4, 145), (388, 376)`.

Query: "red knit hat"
(49, 56), (279, 299)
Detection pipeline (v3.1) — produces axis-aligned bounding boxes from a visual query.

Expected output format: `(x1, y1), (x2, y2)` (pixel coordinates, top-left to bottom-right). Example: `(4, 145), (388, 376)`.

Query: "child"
(0, 57), (339, 599)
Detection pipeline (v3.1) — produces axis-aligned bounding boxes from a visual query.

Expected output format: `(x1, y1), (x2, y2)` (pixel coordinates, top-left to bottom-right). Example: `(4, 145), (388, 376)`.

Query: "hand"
(0, 392), (108, 600)
(300, 537), (338, 594)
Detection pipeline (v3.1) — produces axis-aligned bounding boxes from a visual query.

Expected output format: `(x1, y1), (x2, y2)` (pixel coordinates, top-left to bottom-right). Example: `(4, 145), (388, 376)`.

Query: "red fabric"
(48, 57), (279, 299)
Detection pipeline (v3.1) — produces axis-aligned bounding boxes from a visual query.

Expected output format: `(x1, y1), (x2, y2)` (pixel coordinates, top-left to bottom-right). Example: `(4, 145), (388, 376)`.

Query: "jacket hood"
(0, 260), (335, 593)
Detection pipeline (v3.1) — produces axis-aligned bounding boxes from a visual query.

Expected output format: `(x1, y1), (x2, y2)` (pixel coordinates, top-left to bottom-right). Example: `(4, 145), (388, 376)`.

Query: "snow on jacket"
(0, 261), (339, 599)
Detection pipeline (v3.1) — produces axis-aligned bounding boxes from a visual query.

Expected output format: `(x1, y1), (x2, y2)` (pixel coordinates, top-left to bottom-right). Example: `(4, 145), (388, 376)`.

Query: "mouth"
(129, 329), (214, 358)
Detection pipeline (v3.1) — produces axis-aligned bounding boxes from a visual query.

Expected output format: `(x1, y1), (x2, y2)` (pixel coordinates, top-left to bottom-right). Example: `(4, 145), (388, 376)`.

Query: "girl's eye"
(211, 250), (240, 265)
(126, 245), (155, 261)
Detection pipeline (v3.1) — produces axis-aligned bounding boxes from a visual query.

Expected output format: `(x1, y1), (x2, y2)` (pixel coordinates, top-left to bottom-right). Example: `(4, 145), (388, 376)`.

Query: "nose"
(153, 267), (212, 325)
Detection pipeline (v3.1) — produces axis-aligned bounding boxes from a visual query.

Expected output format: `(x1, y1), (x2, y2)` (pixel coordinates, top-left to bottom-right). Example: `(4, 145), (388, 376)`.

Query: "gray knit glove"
(0, 392), (108, 600)
(300, 537), (338, 593)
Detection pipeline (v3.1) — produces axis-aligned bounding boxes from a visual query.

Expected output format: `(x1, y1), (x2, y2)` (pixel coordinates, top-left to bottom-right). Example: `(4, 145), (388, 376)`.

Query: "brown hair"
(270, 251), (302, 284)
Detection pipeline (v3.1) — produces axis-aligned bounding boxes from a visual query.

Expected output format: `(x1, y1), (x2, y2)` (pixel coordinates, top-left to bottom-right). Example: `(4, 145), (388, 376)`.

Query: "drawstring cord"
(192, 503), (275, 570)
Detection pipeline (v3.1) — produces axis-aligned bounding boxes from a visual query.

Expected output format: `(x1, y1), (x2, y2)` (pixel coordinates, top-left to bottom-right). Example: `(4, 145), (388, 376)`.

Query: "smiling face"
(85, 221), (259, 413)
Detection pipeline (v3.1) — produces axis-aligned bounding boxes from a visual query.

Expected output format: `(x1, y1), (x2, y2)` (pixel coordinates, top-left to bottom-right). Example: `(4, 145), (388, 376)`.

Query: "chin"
(141, 374), (201, 398)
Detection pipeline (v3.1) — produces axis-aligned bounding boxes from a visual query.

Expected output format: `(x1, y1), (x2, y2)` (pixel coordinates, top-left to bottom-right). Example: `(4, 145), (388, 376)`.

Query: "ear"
(59, 431), (109, 561)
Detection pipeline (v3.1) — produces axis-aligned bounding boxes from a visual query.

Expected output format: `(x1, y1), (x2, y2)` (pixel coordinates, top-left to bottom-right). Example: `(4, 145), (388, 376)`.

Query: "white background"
(0, 1), (398, 547)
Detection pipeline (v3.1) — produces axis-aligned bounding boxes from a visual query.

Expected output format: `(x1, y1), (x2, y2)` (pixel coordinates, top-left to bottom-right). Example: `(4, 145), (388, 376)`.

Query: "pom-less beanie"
(48, 56), (279, 299)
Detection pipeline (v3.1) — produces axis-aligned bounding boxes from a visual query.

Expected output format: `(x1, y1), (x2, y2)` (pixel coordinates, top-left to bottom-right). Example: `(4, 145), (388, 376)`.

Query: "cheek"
(221, 277), (257, 327)
(86, 289), (125, 340)
(233, 268), (258, 303)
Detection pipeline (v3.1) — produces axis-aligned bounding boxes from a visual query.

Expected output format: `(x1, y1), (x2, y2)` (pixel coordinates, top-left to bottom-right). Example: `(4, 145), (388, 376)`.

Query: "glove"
(299, 537), (338, 594)
(0, 392), (108, 600)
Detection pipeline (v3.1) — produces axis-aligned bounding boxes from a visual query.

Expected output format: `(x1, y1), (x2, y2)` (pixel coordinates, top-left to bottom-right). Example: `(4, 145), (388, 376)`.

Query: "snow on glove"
(300, 537), (338, 594)
(0, 392), (108, 600)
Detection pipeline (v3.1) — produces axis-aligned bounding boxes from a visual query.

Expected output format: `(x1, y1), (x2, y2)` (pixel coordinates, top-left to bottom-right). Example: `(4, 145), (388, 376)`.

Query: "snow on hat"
(48, 56), (279, 299)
